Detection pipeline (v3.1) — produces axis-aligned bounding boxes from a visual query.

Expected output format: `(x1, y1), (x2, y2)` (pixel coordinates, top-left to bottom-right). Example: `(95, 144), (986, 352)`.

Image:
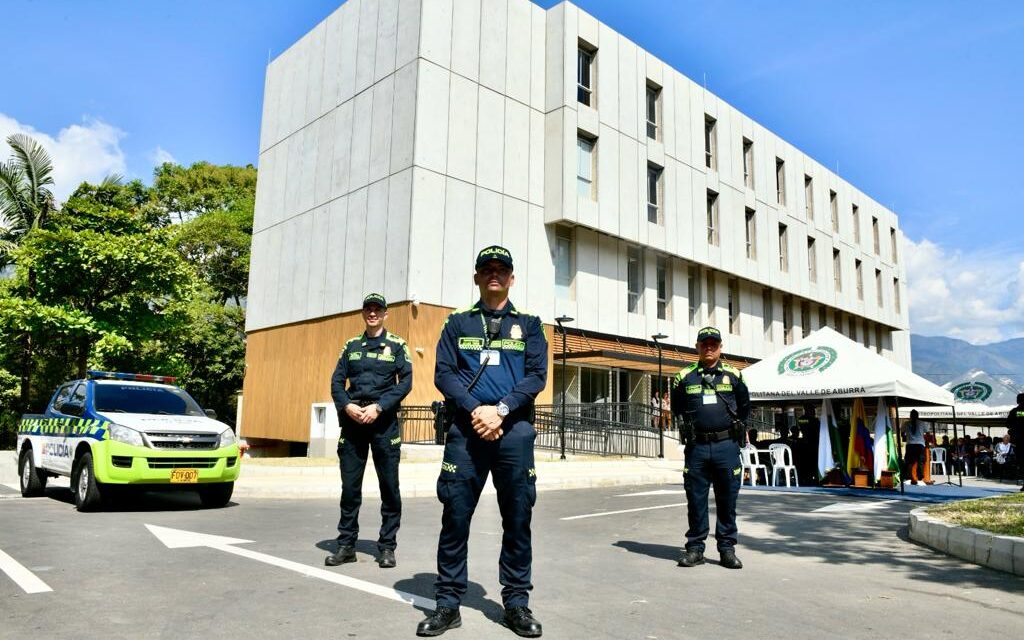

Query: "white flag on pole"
(872, 399), (890, 481)
(817, 399), (836, 478)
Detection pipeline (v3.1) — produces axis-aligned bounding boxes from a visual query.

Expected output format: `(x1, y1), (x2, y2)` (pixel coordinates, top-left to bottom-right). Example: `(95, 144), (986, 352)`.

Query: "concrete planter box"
(909, 507), (1024, 576)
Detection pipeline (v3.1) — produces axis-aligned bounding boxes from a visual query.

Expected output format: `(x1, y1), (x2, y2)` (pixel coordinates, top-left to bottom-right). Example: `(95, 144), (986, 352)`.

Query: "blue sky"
(3, 0), (1023, 342)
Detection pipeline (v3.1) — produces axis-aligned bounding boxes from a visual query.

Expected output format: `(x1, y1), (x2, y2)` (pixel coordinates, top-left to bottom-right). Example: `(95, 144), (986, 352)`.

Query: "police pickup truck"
(16, 371), (241, 511)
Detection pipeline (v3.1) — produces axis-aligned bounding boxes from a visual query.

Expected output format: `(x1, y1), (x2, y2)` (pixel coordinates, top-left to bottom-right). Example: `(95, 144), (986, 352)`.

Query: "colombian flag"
(846, 398), (874, 473)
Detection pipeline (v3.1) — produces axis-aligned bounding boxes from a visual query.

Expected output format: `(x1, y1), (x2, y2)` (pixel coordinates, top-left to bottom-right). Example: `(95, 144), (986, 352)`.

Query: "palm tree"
(0, 134), (55, 411)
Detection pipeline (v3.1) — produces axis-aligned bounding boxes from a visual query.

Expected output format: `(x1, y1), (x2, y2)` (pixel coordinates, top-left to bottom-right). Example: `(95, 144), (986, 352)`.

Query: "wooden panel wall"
(241, 302), (555, 442)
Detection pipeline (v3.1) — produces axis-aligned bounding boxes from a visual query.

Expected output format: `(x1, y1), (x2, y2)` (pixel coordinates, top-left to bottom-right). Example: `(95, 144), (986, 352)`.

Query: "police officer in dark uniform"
(671, 326), (750, 570)
(1006, 393), (1024, 491)
(326, 293), (412, 568)
(416, 246), (547, 638)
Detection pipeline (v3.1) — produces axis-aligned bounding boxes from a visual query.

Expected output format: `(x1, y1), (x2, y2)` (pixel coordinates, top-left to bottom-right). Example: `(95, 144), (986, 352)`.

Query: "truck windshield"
(93, 384), (205, 416)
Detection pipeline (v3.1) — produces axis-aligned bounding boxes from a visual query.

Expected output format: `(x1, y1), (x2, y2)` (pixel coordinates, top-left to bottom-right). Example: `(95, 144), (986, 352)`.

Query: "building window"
(782, 295), (794, 345)
(894, 278), (901, 313)
(627, 245), (643, 314)
(778, 223), (788, 272)
(862, 319), (870, 349)
(555, 226), (574, 300)
(577, 43), (594, 106)
(830, 190), (839, 232)
(775, 157), (786, 205)
(646, 82), (660, 140)
(688, 265), (699, 323)
(762, 289), (773, 339)
(706, 271), (716, 325)
(656, 255), (671, 320)
(576, 135), (595, 199)
(804, 175), (814, 220)
(742, 138), (754, 188)
(833, 248), (842, 292)
(855, 259), (863, 300)
(818, 305), (826, 329)
(852, 204), (861, 244)
(890, 228), (898, 263)
(807, 236), (817, 282)
(875, 268), (883, 306)
(745, 208), (756, 260)
(875, 324), (884, 354)
(704, 115), (717, 170)
(647, 163), (663, 224)
(801, 300), (811, 338)
(847, 314), (856, 339)
(872, 216), (880, 254)
(706, 189), (719, 246)
(728, 279), (740, 335)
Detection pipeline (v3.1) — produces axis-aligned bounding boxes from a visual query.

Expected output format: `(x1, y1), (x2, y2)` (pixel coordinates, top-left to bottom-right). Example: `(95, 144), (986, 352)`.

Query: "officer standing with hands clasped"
(671, 326), (750, 570)
(416, 246), (548, 638)
(326, 293), (412, 569)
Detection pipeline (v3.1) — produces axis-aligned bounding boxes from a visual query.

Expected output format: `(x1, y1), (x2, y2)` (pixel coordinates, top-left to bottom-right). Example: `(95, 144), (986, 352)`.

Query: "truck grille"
(146, 432), (219, 450)
(147, 458), (219, 469)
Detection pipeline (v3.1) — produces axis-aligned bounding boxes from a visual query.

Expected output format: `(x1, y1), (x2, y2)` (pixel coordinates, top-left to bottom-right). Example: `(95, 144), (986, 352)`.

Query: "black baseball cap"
(475, 245), (514, 271)
(696, 326), (722, 343)
(362, 293), (387, 310)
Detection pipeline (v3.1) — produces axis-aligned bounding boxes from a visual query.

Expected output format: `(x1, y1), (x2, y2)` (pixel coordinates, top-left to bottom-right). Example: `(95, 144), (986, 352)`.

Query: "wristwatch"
(496, 402), (510, 418)
(373, 403), (383, 413)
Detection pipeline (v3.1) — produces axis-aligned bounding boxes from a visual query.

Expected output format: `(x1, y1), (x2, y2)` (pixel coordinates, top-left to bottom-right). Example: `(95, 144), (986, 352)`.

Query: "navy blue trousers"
(434, 420), (537, 609)
(683, 439), (741, 552)
(336, 416), (402, 551)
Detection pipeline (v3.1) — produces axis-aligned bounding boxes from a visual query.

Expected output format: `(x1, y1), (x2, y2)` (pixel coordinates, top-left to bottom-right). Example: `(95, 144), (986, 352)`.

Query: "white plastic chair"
(740, 445), (769, 487)
(930, 447), (949, 479)
(769, 443), (799, 487)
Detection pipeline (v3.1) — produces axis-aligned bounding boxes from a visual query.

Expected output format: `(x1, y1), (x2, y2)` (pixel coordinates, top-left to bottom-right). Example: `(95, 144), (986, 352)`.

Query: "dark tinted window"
(52, 384), (76, 411)
(93, 384), (203, 416)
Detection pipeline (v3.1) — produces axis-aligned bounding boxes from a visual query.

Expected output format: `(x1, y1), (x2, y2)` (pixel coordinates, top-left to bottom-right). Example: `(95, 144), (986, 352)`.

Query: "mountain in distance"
(911, 334), (1024, 389)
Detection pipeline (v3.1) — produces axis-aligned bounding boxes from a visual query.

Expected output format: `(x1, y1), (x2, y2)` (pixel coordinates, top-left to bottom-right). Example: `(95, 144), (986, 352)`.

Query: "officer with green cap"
(670, 326), (750, 570)
(326, 293), (412, 569)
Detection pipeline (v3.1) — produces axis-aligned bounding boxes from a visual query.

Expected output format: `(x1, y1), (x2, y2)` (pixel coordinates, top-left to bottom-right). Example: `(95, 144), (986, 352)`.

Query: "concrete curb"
(908, 506), (1024, 576)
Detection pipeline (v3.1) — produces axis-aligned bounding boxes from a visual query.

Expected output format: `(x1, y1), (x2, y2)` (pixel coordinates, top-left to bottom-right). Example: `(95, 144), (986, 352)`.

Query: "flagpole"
(952, 405), (962, 487)
(894, 396), (905, 496)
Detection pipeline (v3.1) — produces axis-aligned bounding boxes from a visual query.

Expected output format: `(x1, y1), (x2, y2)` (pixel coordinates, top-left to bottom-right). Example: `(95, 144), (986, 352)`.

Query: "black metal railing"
(534, 403), (664, 458)
(398, 405), (442, 444)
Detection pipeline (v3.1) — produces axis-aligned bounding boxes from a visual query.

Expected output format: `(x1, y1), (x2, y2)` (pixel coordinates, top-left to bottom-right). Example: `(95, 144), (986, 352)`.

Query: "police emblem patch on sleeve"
(510, 324), (522, 340)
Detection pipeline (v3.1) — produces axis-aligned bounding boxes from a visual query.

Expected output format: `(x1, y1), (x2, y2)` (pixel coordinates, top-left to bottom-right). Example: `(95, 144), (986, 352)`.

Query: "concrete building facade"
(242, 0), (909, 448)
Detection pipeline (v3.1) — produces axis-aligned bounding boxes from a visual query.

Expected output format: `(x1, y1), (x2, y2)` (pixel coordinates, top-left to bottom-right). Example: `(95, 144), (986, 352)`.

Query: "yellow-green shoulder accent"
(385, 332), (407, 345)
(673, 362), (699, 382)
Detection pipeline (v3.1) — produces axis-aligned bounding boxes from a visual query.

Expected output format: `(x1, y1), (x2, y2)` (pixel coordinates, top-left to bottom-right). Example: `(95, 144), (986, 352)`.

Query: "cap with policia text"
(696, 326), (722, 343)
(362, 293), (388, 310)
(475, 245), (514, 271)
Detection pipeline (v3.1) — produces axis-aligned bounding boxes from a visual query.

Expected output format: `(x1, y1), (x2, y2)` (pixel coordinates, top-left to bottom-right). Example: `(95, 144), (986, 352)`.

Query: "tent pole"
(952, 405), (962, 487)
(894, 396), (905, 495)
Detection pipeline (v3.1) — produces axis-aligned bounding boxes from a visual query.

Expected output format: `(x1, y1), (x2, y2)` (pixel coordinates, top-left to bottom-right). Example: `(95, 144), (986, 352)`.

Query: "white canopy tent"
(898, 369), (1018, 428)
(742, 327), (954, 407)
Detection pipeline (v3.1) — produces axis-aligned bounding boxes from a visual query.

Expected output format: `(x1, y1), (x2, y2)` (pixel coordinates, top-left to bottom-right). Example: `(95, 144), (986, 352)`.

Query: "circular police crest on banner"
(777, 346), (838, 376)
(950, 381), (992, 403)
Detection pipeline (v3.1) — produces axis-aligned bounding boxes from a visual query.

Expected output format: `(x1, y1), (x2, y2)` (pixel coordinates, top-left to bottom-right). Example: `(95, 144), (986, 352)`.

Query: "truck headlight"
(217, 429), (237, 448)
(109, 424), (145, 447)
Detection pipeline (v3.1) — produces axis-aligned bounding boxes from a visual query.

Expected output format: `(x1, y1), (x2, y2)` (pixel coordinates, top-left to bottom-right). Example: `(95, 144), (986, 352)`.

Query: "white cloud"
(905, 236), (1024, 343)
(0, 112), (127, 202)
(150, 146), (176, 166)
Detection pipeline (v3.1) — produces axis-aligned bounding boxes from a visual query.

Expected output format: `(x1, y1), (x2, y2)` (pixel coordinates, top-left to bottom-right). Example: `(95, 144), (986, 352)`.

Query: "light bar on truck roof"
(86, 370), (177, 384)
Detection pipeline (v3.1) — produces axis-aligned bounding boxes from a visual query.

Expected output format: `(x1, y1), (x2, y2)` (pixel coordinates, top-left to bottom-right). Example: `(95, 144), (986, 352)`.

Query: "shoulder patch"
(385, 332), (407, 344)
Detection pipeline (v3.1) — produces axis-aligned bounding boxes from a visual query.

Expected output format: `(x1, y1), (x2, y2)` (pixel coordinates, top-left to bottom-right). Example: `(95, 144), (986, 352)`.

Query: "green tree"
(174, 198), (253, 305)
(153, 161), (256, 223)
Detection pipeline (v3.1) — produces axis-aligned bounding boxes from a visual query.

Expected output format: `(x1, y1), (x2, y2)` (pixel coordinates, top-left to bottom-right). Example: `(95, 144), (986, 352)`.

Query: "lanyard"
(480, 313), (502, 349)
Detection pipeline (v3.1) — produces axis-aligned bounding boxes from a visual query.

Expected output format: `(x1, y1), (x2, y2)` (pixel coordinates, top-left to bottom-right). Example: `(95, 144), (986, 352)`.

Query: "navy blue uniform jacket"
(434, 300), (547, 417)
(671, 361), (750, 433)
(331, 331), (413, 414)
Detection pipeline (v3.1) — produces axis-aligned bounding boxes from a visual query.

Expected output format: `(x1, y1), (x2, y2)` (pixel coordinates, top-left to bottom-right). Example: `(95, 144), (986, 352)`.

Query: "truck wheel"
(198, 482), (234, 508)
(73, 452), (104, 512)
(19, 449), (47, 497)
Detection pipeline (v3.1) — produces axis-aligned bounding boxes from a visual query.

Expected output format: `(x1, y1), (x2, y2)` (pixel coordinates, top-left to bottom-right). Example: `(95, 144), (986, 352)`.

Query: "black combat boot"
(677, 549), (705, 567)
(324, 544), (356, 566)
(503, 606), (542, 637)
(378, 548), (396, 568)
(719, 548), (743, 569)
(416, 607), (461, 637)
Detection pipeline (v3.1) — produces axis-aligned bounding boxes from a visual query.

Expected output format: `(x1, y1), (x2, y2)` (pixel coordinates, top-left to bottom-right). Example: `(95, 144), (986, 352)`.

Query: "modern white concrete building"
(242, 0), (909, 446)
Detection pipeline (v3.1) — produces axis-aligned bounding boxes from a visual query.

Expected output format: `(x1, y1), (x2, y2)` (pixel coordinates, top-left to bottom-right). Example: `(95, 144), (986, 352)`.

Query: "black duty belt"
(693, 429), (732, 444)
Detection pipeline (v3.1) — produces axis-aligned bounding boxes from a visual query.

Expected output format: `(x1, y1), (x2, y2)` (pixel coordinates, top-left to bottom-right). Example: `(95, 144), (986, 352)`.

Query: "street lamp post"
(555, 316), (574, 460)
(652, 333), (668, 459)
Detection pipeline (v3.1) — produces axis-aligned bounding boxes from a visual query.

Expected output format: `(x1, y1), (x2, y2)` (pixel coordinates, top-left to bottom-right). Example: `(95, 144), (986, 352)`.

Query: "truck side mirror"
(204, 408), (218, 420)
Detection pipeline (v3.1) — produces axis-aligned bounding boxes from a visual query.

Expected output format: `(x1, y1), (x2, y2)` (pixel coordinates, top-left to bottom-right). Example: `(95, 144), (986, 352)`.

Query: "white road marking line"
(0, 547), (53, 594)
(613, 489), (685, 497)
(146, 524), (434, 609)
(561, 502), (686, 521)
(811, 500), (899, 513)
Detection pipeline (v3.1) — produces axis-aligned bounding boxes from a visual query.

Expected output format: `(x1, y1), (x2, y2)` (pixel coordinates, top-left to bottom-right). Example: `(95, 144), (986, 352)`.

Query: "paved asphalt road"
(1, 482), (1022, 640)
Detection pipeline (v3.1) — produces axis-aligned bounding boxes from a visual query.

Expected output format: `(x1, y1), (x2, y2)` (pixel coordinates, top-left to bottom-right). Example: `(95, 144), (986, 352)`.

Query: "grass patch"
(927, 493), (1024, 537)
